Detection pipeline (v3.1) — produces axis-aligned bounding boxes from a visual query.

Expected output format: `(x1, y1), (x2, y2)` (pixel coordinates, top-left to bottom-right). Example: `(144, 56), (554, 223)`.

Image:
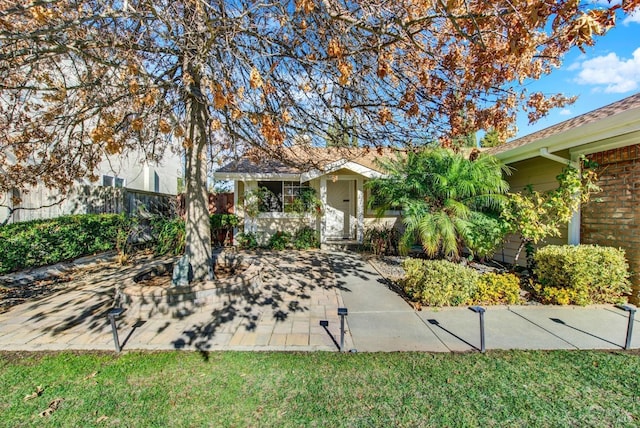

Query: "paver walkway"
(0, 251), (345, 352)
(0, 250), (637, 352)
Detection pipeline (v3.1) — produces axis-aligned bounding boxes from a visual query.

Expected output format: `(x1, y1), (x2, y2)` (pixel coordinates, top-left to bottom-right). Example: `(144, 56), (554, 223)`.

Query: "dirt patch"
(134, 263), (249, 287)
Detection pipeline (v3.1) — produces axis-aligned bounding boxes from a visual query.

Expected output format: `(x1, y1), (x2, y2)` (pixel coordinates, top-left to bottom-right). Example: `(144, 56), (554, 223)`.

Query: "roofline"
(301, 159), (384, 181)
(213, 172), (301, 181)
(495, 105), (640, 164)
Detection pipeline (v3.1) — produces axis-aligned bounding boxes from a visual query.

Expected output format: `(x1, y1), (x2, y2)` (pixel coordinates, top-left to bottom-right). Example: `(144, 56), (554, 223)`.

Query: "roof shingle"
(487, 92), (640, 156)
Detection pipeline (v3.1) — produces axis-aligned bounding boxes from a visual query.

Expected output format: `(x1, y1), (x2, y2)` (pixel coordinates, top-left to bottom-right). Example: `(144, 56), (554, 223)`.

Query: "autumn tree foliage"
(1, 0), (638, 281)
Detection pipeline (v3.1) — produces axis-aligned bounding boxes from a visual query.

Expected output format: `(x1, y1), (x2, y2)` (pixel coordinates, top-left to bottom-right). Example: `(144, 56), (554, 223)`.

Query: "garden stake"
(107, 307), (125, 352)
(615, 304), (636, 350)
(338, 307), (348, 352)
(469, 306), (486, 353)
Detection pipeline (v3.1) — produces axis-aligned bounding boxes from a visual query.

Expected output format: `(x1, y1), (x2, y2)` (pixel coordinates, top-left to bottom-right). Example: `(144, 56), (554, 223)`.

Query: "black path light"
(469, 306), (486, 353)
(338, 307), (348, 352)
(107, 307), (125, 352)
(615, 304), (636, 350)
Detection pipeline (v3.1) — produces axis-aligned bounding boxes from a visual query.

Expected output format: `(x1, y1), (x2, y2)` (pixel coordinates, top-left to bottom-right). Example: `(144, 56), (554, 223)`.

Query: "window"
(257, 181), (312, 213)
(103, 175), (125, 188)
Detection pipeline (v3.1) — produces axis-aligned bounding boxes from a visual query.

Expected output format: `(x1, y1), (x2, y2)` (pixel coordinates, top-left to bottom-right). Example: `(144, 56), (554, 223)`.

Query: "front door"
(326, 180), (353, 239)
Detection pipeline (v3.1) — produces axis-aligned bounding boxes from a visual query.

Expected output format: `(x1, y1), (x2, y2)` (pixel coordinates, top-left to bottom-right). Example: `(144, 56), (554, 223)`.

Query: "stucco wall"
(583, 143), (640, 304)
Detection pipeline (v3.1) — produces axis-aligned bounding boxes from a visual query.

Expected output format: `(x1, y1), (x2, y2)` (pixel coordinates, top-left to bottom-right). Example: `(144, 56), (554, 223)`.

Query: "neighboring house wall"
(1, 150), (183, 224)
(582, 144), (640, 303)
(495, 156), (568, 265)
(90, 150), (182, 195)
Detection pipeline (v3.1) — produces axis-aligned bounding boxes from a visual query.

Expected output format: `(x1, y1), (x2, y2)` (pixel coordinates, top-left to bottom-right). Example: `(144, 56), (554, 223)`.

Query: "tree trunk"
(184, 91), (213, 282)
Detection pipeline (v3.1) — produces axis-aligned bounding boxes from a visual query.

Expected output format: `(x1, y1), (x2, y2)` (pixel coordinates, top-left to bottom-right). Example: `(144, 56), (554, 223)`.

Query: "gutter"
(539, 148), (579, 169)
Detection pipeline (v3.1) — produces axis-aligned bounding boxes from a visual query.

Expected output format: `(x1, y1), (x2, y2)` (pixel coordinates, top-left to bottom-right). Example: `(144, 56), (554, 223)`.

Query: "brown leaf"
(23, 385), (44, 401)
(39, 398), (63, 417)
(96, 415), (109, 423)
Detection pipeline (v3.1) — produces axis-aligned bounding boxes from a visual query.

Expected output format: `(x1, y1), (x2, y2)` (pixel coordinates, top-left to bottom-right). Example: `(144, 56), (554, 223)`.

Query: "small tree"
(480, 130), (503, 148)
(501, 164), (600, 266)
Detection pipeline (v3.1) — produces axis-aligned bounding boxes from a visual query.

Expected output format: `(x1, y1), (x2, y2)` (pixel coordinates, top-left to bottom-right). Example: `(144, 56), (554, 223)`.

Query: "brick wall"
(582, 144), (640, 304)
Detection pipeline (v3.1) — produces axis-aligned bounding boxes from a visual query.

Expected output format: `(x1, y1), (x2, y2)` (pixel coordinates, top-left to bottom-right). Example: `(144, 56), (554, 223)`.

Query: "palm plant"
(368, 148), (510, 259)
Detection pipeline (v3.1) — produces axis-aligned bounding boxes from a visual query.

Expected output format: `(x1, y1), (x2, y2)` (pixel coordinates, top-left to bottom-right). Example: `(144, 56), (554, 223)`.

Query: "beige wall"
(238, 174), (403, 244)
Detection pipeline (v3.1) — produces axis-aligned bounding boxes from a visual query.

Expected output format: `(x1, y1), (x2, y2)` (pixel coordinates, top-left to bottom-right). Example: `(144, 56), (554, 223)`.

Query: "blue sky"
(513, 4), (640, 138)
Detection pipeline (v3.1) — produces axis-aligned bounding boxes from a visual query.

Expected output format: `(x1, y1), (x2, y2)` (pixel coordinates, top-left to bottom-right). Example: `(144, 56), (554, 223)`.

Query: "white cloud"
(559, 108), (572, 116)
(623, 8), (640, 25)
(572, 47), (640, 93)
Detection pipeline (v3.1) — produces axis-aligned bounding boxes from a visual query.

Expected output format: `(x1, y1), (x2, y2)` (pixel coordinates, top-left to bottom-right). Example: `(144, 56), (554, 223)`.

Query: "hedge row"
(400, 244), (631, 307)
(0, 214), (126, 274)
(0, 213), (242, 274)
(400, 259), (520, 306)
(533, 245), (630, 305)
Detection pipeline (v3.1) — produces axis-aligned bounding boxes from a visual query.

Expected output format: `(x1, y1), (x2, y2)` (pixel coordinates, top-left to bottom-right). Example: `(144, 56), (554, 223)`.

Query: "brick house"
(488, 93), (640, 304)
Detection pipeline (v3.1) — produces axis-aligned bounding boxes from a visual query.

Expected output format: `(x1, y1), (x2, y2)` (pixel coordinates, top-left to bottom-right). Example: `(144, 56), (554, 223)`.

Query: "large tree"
(1, 0), (637, 281)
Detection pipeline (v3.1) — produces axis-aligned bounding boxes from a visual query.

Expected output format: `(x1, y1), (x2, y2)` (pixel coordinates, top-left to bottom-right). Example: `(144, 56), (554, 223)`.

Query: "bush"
(152, 217), (186, 256)
(236, 232), (258, 250)
(466, 212), (509, 260)
(0, 214), (126, 274)
(400, 259), (479, 307)
(210, 214), (239, 246)
(474, 273), (521, 305)
(533, 245), (631, 305)
(209, 214), (239, 229)
(363, 225), (399, 256)
(268, 231), (292, 250)
(293, 227), (320, 250)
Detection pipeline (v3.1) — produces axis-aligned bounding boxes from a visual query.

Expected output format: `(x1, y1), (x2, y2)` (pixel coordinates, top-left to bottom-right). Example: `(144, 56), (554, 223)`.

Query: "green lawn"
(1, 350), (639, 427)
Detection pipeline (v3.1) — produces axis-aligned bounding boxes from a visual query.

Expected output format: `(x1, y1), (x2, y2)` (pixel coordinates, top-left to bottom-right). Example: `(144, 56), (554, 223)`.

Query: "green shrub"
(466, 212), (509, 260)
(0, 214), (126, 274)
(363, 225), (399, 256)
(236, 232), (258, 250)
(293, 227), (320, 250)
(533, 245), (631, 305)
(210, 214), (239, 246)
(400, 259), (479, 307)
(474, 272), (521, 305)
(152, 217), (186, 256)
(209, 214), (240, 229)
(268, 231), (292, 250)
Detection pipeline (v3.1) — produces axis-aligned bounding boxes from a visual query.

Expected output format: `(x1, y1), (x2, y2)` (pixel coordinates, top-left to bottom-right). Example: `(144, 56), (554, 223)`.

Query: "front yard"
(2, 350), (639, 426)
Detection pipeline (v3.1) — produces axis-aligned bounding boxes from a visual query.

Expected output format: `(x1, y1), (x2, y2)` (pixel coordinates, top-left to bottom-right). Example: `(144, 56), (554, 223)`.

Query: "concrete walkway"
(333, 251), (639, 352)
(0, 251), (637, 353)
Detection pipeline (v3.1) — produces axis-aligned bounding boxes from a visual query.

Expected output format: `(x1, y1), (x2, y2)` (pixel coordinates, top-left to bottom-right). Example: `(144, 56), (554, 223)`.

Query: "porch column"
(568, 207), (580, 245)
(356, 178), (364, 243)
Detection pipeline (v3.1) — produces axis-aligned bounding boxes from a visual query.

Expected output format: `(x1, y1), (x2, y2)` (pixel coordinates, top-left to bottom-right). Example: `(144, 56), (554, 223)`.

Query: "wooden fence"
(2, 186), (234, 225)
(3, 185), (177, 224)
